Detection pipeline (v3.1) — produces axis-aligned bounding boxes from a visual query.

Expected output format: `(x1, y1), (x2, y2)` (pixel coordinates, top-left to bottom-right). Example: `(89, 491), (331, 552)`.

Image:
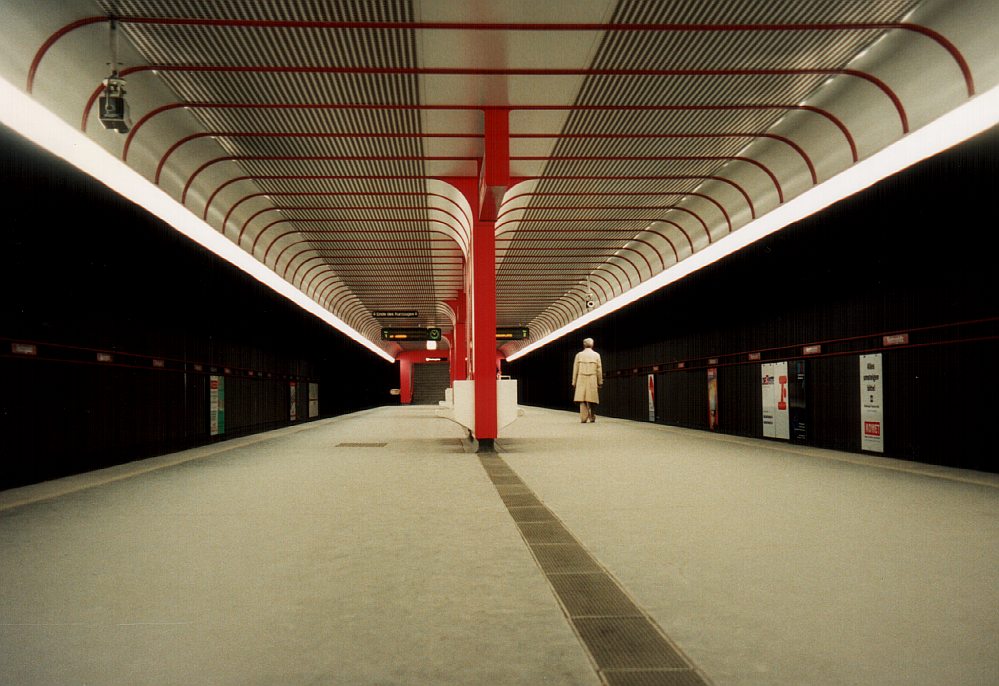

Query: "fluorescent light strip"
(0, 76), (395, 363)
(507, 84), (999, 362)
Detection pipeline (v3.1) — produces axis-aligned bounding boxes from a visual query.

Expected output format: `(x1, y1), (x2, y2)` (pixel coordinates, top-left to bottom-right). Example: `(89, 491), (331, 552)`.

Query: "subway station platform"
(1, 406), (997, 685)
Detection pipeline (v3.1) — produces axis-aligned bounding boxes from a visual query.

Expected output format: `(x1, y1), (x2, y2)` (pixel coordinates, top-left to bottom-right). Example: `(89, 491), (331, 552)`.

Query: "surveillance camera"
(98, 73), (131, 133)
(586, 300), (596, 309)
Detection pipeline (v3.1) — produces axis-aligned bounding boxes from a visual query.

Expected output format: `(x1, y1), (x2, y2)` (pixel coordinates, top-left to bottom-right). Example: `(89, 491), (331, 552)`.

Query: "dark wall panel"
(0, 126), (395, 490)
(509, 125), (999, 473)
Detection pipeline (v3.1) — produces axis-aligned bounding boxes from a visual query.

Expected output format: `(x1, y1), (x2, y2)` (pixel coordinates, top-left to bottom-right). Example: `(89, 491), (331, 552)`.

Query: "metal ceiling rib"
(496, 0), (930, 347)
(95, 0), (453, 345)
(12, 0), (990, 356)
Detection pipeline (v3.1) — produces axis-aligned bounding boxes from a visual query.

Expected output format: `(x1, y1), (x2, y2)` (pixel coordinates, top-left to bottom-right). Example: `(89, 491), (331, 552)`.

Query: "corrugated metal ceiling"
(13, 0), (991, 356)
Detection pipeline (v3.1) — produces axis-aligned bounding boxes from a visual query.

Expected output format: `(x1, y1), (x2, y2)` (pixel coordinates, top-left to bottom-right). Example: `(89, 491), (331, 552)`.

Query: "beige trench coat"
(572, 348), (603, 403)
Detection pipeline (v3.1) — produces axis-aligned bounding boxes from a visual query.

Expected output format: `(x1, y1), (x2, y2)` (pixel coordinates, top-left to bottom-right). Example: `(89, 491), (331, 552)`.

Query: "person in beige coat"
(572, 338), (603, 423)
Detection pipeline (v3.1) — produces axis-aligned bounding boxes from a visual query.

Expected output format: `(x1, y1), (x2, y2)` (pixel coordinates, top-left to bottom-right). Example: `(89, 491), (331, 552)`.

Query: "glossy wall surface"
(0, 126), (396, 490)
(509, 126), (999, 473)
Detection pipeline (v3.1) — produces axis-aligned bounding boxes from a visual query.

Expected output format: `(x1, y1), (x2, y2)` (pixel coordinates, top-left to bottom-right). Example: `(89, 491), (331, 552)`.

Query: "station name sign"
(381, 327), (442, 341)
(496, 327), (530, 340)
(372, 310), (419, 318)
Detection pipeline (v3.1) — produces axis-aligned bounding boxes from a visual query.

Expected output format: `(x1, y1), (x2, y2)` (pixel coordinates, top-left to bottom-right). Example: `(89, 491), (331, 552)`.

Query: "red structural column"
(444, 292), (467, 385)
(472, 109), (509, 446)
(472, 216), (497, 442)
(399, 355), (413, 404)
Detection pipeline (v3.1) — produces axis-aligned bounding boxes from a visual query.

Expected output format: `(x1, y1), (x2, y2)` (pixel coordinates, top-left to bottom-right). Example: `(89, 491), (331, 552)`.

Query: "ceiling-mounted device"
(98, 19), (130, 133)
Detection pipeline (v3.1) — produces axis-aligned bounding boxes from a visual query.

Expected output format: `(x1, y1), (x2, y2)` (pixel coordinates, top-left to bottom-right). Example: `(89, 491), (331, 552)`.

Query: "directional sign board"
(381, 327), (442, 341)
(496, 327), (530, 340)
(372, 310), (419, 318)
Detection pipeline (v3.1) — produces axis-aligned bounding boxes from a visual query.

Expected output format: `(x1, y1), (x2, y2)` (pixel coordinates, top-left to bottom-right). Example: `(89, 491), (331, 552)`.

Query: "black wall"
(509, 125), (999, 473)
(0, 126), (396, 490)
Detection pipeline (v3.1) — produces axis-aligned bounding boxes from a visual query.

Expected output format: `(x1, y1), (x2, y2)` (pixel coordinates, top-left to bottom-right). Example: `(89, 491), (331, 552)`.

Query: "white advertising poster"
(647, 374), (655, 422)
(761, 362), (790, 440)
(860, 354), (884, 452)
(290, 381), (298, 421)
(309, 383), (319, 418)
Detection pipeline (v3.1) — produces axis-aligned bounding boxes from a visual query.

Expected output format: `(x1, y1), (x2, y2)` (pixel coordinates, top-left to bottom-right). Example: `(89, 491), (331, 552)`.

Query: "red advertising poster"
(647, 374), (655, 422)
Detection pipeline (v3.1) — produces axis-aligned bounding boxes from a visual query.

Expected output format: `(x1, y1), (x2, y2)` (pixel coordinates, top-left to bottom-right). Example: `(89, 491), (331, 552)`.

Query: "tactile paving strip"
(603, 670), (711, 686)
(479, 454), (712, 686)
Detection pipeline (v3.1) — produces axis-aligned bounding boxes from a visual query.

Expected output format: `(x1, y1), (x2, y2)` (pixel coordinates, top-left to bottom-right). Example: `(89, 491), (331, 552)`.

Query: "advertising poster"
(309, 383), (319, 418)
(647, 374), (655, 422)
(761, 362), (790, 440)
(290, 381), (298, 421)
(210, 375), (225, 436)
(860, 354), (884, 452)
(707, 367), (718, 430)
(789, 360), (808, 443)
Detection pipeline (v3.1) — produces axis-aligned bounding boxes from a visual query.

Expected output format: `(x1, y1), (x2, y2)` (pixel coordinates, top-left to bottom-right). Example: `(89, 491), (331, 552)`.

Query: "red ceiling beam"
(496, 234), (669, 271)
(158, 132), (481, 187)
(513, 132), (816, 186)
(499, 246), (647, 285)
(512, 155), (784, 202)
(241, 203), (471, 249)
(252, 220), (468, 265)
(512, 176), (757, 219)
(497, 278), (611, 303)
(202, 174), (453, 221)
(214, 174), (460, 228)
(289, 255), (464, 288)
(264, 219), (465, 266)
(154, 130), (814, 191)
(83, 64), (908, 136)
(121, 102), (858, 165)
(497, 271), (615, 301)
(30, 17), (974, 98)
(185, 155), (479, 205)
(495, 206), (713, 243)
(494, 259), (631, 292)
(221, 191), (472, 239)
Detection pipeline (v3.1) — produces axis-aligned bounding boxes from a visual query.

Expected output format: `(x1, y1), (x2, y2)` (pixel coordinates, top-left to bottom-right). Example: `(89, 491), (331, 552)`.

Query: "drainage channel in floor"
(479, 454), (712, 686)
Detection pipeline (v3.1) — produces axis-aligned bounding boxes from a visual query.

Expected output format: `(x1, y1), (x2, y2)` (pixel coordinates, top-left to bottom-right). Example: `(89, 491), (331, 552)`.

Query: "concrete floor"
(1, 405), (997, 685)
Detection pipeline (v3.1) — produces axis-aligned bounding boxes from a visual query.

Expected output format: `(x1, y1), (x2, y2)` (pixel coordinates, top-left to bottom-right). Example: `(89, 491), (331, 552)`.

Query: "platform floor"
(1, 405), (997, 685)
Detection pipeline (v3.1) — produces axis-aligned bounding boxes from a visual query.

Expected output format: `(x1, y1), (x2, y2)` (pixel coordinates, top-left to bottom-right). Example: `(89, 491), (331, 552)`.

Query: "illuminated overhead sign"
(496, 327), (530, 340)
(381, 327), (442, 342)
(372, 310), (419, 318)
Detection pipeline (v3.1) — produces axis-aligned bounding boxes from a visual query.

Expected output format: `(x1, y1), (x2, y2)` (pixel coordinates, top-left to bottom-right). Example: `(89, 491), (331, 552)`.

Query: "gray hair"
(583, 338), (594, 348)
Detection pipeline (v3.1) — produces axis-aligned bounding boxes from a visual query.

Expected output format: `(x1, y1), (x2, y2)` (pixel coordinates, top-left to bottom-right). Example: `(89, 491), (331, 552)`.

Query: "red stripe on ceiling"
(84, 64), (907, 137)
(31, 17), (974, 98)
(122, 102), (857, 166)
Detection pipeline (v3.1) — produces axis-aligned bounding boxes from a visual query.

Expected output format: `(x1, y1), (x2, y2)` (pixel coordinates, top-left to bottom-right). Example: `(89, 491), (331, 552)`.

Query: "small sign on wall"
(860, 354), (884, 452)
(707, 367), (718, 430)
(761, 362), (789, 440)
(210, 375), (225, 436)
(309, 383), (319, 418)
(647, 374), (655, 422)
(290, 381), (298, 421)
